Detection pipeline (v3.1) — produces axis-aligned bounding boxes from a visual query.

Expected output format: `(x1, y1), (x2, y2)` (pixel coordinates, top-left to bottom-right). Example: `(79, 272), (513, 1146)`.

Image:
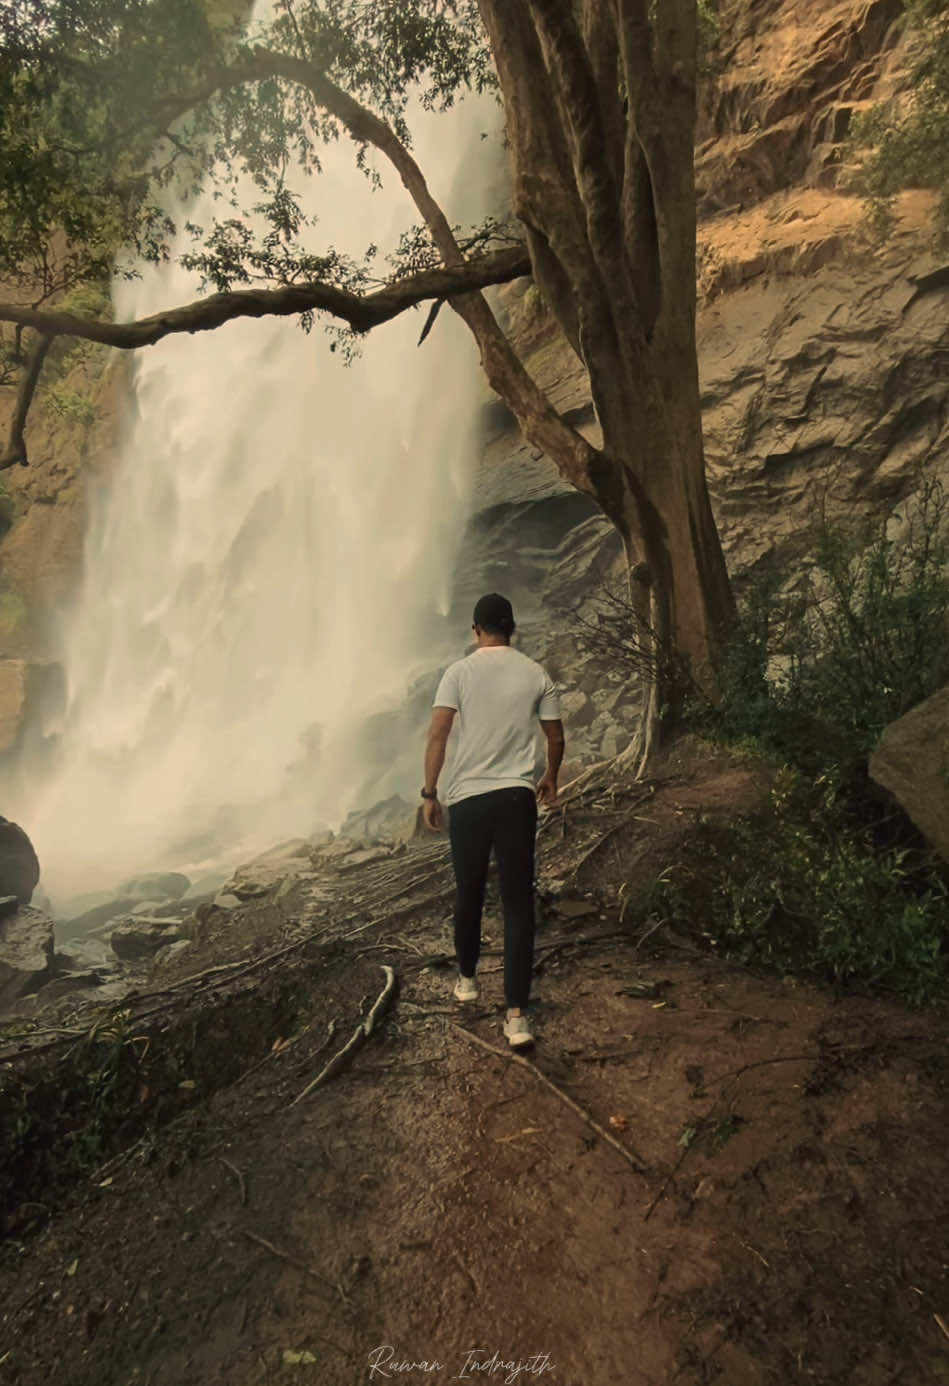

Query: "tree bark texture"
(477, 0), (734, 713)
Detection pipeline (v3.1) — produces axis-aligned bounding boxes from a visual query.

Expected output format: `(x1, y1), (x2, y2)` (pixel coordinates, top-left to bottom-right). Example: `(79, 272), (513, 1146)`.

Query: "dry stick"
(565, 792), (656, 878)
(289, 966), (396, 1106)
(216, 1156), (247, 1207)
(446, 1023), (649, 1175)
(239, 1228), (337, 1294)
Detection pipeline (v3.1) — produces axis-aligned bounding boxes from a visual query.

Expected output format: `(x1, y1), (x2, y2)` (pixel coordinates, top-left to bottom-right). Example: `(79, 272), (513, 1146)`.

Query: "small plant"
(645, 767), (948, 1005)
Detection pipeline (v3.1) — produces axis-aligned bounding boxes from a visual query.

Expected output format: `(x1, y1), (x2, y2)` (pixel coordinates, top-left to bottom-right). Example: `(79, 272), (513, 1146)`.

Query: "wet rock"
(212, 892), (243, 911)
(182, 869), (235, 901)
(0, 817), (40, 904)
(118, 871), (190, 902)
(247, 839), (310, 865)
(869, 686), (949, 864)
(65, 895), (140, 933)
(152, 939), (195, 968)
(339, 796), (416, 843)
(0, 904), (54, 1010)
(110, 916), (183, 960)
(229, 857), (311, 899)
(335, 845), (399, 873)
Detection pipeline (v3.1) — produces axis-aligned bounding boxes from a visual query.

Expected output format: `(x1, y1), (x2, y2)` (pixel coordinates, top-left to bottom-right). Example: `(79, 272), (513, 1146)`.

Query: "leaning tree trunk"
(477, 0), (735, 763)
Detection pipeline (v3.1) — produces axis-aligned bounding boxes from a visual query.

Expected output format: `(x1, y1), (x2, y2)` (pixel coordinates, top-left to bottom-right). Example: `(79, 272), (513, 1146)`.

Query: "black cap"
(473, 593), (515, 635)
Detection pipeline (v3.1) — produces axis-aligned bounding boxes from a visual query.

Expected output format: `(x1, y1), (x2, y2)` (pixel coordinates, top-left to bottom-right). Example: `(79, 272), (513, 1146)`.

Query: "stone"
(0, 904), (54, 1011)
(181, 869), (235, 901)
(229, 858), (311, 899)
(335, 845), (398, 873)
(869, 686), (949, 864)
(118, 871), (191, 902)
(110, 915), (183, 961)
(339, 795), (417, 842)
(0, 817), (40, 904)
(247, 839), (309, 865)
(152, 939), (195, 968)
(65, 895), (140, 933)
(212, 892), (243, 910)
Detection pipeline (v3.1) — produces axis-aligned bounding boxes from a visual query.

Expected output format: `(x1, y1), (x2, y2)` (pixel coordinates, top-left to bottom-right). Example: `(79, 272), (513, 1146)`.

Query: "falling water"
(20, 78), (496, 907)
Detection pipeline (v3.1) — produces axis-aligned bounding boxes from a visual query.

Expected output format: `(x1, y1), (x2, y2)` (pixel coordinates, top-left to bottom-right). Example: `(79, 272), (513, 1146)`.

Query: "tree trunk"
(476, 0), (735, 762)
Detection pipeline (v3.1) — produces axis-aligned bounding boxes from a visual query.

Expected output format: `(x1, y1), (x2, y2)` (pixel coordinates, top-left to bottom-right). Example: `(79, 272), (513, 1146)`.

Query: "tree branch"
(1, 333), (53, 470)
(0, 248), (530, 350)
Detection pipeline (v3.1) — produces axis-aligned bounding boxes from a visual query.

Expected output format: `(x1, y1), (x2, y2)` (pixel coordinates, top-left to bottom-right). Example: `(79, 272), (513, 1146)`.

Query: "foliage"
(0, 0), (495, 312)
(848, 0), (949, 241)
(672, 477), (949, 1004)
(696, 477), (949, 771)
(643, 766), (947, 1004)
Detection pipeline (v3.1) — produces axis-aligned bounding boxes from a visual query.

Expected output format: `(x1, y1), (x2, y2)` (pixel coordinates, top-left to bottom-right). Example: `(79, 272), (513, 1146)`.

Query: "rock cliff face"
(461, 0), (949, 767)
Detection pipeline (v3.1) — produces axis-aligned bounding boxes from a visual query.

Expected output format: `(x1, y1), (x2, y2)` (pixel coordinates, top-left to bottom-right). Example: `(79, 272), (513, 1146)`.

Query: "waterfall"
(21, 73), (495, 909)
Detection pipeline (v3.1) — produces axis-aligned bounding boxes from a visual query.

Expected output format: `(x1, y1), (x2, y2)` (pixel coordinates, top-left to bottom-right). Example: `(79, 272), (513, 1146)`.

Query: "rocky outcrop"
(118, 871), (191, 902)
(869, 686), (949, 864)
(110, 915), (185, 960)
(0, 817), (40, 903)
(0, 902), (54, 1010)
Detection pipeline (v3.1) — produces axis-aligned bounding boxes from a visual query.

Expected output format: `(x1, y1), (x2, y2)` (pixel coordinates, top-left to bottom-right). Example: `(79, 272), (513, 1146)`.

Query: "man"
(421, 593), (565, 1049)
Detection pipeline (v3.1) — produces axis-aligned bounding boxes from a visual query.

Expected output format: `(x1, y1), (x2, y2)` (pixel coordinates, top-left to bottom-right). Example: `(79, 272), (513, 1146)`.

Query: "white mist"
(20, 72), (494, 907)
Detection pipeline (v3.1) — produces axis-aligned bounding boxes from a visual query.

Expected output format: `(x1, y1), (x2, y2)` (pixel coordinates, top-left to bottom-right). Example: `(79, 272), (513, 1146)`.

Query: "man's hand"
(535, 773), (558, 808)
(423, 796), (445, 831)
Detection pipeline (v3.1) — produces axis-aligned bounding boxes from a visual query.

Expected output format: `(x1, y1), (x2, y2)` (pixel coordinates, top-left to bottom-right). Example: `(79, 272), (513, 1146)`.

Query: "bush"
(644, 766), (947, 1005)
(697, 478), (949, 772)
(677, 478), (949, 1004)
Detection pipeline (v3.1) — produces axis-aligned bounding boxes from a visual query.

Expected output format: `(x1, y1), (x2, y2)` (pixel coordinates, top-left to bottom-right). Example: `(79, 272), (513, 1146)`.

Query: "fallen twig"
(446, 1023), (649, 1175)
(216, 1156), (247, 1207)
(289, 967), (396, 1106)
(239, 1228), (337, 1294)
(643, 1093), (726, 1223)
(705, 1053), (818, 1087)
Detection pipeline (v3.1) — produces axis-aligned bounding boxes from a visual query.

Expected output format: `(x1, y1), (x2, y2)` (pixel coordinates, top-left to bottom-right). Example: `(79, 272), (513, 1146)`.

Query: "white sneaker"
(503, 1013), (534, 1049)
(453, 973), (480, 1003)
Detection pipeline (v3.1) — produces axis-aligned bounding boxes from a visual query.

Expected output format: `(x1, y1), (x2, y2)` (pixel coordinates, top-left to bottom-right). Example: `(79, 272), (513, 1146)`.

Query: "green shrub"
(696, 477), (949, 772)
(645, 766), (947, 1005)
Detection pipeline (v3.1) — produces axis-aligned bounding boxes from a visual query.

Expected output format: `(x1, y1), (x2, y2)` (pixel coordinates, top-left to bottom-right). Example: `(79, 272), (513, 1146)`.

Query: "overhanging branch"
(0, 247), (530, 352)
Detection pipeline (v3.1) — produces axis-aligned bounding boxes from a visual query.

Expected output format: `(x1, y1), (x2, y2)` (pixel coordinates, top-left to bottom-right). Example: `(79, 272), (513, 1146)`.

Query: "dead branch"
(289, 966), (396, 1105)
(446, 1022), (649, 1175)
(239, 1228), (337, 1293)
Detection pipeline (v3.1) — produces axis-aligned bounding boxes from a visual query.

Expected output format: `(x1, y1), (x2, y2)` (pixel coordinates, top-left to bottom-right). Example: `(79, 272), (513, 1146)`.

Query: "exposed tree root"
(446, 1022), (649, 1176)
(289, 966), (396, 1106)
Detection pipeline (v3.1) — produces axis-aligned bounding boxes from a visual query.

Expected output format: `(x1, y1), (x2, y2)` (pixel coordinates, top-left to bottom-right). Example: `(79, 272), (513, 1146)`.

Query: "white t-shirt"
(433, 646), (561, 806)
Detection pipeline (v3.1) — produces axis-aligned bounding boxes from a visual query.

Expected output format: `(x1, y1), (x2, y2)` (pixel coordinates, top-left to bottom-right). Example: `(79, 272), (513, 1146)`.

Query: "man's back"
(434, 645), (559, 805)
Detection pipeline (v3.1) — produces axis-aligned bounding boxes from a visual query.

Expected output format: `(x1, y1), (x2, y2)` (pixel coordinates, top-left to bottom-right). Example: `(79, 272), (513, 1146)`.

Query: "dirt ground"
(1, 742), (948, 1386)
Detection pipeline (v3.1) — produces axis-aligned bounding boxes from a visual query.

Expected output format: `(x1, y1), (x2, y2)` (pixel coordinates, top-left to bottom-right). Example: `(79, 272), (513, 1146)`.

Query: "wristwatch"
(420, 787), (438, 800)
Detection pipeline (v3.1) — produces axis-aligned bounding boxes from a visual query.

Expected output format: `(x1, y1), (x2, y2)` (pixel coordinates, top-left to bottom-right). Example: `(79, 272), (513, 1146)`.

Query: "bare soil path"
(1, 745), (948, 1385)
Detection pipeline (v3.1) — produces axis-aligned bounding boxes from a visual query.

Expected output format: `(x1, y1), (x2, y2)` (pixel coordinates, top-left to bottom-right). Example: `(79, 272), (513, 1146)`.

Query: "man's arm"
(422, 706), (455, 829)
(537, 718), (565, 806)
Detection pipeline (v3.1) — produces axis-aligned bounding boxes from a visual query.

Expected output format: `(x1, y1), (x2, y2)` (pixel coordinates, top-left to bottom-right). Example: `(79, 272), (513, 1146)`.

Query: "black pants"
(448, 787), (537, 1010)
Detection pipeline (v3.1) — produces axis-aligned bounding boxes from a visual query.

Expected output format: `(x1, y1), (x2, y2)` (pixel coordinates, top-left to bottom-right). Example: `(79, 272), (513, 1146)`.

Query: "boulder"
(229, 858), (311, 899)
(0, 904), (54, 1010)
(869, 687), (949, 865)
(110, 915), (183, 961)
(118, 871), (190, 902)
(65, 895), (140, 933)
(247, 838), (311, 866)
(0, 817), (40, 904)
(338, 796), (416, 843)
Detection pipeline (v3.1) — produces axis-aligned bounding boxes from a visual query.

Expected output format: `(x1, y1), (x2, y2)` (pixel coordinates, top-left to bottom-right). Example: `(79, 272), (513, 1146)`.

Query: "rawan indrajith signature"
(367, 1346), (557, 1383)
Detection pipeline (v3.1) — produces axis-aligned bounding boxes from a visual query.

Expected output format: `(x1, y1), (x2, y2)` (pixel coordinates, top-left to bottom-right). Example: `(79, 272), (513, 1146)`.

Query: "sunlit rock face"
(14, 68), (497, 906)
